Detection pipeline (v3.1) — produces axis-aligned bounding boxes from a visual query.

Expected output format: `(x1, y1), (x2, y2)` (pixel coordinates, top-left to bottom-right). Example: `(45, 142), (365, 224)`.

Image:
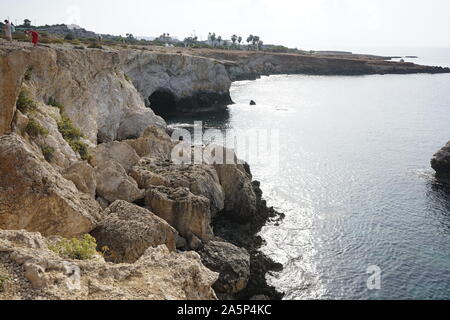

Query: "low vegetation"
(26, 119), (48, 137)
(57, 114), (89, 160)
(24, 66), (33, 81)
(47, 96), (64, 112)
(49, 235), (98, 260)
(40, 145), (55, 162)
(16, 90), (37, 114)
(87, 43), (103, 49)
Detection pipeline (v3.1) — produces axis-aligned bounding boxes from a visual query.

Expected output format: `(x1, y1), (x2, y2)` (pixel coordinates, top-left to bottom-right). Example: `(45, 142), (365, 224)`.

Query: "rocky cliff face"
(195, 50), (450, 81)
(121, 50), (232, 117)
(0, 41), (281, 300)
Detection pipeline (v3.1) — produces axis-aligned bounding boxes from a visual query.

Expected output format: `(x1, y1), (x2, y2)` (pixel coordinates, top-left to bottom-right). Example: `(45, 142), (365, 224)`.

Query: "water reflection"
(426, 176), (450, 234)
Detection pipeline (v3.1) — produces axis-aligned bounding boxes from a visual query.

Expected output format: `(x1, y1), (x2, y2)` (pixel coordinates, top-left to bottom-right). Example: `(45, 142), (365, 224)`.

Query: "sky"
(2, 0), (450, 51)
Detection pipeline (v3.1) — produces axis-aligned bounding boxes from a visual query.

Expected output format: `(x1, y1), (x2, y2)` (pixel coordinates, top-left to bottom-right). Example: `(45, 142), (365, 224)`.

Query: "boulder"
(63, 161), (96, 198)
(131, 158), (225, 215)
(95, 160), (144, 204)
(0, 49), (28, 135)
(199, 241), (251, 295)
(125, 125), (175, 160)
(91, 200), (178, 263)
(431, 141), (450, 177)
(117, 111), (166, 141)
(0, 134), (102, 237)
(214, 164), (257, 223)
(0, 230), (218, 300)
(145, 186), (212, 241)
(91, 141), (140, 172)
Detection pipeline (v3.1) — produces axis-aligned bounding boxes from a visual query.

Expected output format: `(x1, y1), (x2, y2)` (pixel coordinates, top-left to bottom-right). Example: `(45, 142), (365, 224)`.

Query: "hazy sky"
(2, 0), (450, 50)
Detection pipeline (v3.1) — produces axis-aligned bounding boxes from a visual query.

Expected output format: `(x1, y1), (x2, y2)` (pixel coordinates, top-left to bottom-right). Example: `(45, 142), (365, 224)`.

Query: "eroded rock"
(145, 186), (212, 241)
(91, 141), (140, 172)
(125, 125), (175, 160)
(0, 230), (218, 300)
(63, 161), (96, 198)
(91, 200), (178, 263)
(0, 134), (101, 237)
(199, 241), (250, 295)
(95, 160), (144, 204)
(131, 158), (225, 215)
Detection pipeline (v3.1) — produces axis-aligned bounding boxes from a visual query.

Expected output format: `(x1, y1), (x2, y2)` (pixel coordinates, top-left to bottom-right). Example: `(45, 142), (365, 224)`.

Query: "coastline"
(1, 40), (450, 300)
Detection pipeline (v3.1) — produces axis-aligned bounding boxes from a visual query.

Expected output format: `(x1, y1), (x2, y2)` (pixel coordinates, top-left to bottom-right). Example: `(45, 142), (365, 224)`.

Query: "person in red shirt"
(26, 30), (39, 46)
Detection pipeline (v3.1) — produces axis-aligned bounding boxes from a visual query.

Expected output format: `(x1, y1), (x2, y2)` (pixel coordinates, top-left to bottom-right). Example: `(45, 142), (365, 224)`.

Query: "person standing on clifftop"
(3, 20), (12, 41)
(26, 30), (40, 47)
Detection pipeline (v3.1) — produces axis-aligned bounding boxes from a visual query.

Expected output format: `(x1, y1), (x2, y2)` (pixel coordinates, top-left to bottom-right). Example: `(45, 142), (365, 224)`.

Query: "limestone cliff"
(121, 50), (232, 117)
(194, 50), (450, 81)
(0, 41), (280, 300)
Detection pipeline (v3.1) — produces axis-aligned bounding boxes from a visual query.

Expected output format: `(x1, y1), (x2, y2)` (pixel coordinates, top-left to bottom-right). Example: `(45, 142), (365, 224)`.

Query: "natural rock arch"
(149, 88), (177, 118)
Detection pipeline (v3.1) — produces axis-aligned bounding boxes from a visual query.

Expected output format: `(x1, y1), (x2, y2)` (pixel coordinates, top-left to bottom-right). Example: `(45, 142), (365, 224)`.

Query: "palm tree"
(231, 34), (237, 45)
(217, 36), (222, 46)
(210, 33), (216, 47)
(238, 36), (242, 45)
(247, 35), (253, 45)
(24, 19), (31, 27)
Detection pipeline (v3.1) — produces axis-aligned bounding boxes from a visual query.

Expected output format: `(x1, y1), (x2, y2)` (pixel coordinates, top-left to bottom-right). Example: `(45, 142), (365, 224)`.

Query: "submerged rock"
(0, 134), (102, 237)
(91, 200), (178, 263)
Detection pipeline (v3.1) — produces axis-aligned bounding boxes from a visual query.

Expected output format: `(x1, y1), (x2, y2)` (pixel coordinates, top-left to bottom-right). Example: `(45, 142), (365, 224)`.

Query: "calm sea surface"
(169, 47), (450, 299)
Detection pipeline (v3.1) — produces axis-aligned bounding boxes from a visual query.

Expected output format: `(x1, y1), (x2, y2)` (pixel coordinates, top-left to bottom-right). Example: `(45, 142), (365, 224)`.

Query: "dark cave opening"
(148, 89), (177, 118)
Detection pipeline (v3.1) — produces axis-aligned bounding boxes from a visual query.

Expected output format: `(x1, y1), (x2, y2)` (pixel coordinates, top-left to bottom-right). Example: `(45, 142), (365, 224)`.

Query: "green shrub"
(41, 145), (55, 162)
(57, 115), (83, 140)
(16, 90), (37, 114)
(64, 33), (75, 41)
(26, 119), (48, 137)
(57, 115), (90, 160)
(24, 66), (33, 81)
(49, 235), (98, 260)
(87, 43), (103, 49)
(69, 139), (89, 161)
(47, 96), (64, 112)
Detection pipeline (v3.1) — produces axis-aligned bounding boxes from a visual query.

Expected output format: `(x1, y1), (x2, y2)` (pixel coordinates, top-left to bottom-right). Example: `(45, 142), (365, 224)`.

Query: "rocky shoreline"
(1, 41), (450, 300)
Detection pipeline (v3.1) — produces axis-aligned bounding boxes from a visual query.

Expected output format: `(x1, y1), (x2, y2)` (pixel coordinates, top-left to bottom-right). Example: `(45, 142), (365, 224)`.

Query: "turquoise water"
(169, 48), (450, 300)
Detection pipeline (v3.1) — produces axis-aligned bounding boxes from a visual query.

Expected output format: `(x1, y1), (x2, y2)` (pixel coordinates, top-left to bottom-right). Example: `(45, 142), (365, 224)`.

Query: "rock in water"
(0, 134), (102, 237)
(199, 241), (250, 295)
(91, 200), (178, 263)
(431, 141), (450, 177)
